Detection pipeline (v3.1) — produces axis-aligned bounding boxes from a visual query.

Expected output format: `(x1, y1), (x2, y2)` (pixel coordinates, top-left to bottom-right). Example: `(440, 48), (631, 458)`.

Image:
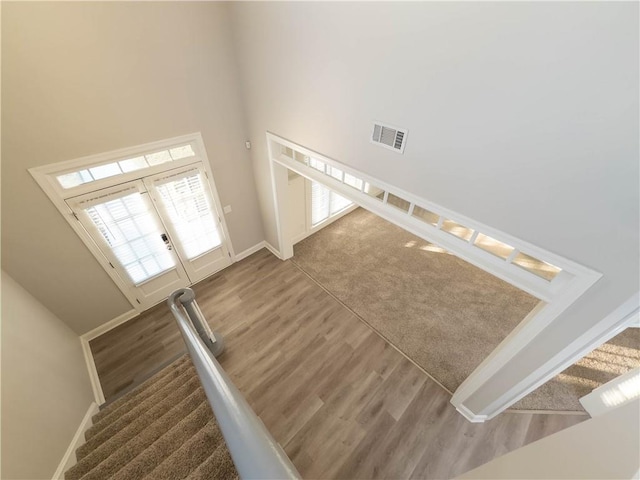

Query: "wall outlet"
(223, 205), (232, 214)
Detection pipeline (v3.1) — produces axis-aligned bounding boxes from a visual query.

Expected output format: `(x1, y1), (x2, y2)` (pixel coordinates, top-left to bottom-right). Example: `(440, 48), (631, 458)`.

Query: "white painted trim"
(264, 241), (282, 260)
(293, 194), (358, 246)
(627, 309), (640, 328)
(266, 132), (604, 421)
(75, 237), (273, 406)
(463, 291), (640, 421)
(455, 404), (488, 423)
(193, 134), (236, 261)
(79, 309), (137, 405)
(267, 133), (596, 285)
(266, 132), (600, 303)
(291, 232), (310, 245)
(235, 241), (268, 262)
(29, 132), (236, 311)
(29, 132), (205, 199)
(27, 167), (143, 310)
(52, 402), (99, 480)
(80, 337), (106, 405)
(81, 309), (138, 342)
(266, 139), (290, 260)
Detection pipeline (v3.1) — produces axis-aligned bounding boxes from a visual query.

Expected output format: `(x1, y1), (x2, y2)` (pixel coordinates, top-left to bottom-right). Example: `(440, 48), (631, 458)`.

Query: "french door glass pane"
(154, 172), (222, 259)
(85, 192), (175, 285)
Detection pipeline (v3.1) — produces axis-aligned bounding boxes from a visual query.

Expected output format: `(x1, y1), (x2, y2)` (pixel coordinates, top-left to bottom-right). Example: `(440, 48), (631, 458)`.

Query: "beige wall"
(1, 270), (95, 480)
(229, 1), (639, 414)
(459, 400), (640, 479)
(1, 2), (264, 334)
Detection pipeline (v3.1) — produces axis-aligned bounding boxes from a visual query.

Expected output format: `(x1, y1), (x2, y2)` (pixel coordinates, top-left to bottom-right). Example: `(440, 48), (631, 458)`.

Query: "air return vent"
(371, 122), (408, 154)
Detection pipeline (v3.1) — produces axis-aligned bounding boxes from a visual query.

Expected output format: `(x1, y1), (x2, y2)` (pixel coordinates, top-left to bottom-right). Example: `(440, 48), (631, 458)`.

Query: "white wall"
(1, 2), (263, 334)
(459, 400), (640, 479)
(229, 1), (639, 412)
(1, 271), (95, 480)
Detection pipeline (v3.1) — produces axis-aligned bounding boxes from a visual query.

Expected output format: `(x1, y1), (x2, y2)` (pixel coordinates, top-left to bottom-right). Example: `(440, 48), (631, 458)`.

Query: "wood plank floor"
(90, 248), (586, 479)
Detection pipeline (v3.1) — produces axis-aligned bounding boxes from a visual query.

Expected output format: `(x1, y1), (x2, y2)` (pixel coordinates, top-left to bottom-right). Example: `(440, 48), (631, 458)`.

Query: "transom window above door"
(56, 144), (196, 189)
(29, 133), (236, 311)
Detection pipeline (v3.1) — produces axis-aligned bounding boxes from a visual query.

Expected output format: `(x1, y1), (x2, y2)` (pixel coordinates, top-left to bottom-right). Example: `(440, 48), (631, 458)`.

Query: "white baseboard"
(626, 309), (640, 328)
(81, 309), (138, 343)
(52, 402), (99, 480)
(80, 337), (106, 405)
(264, 241), (282, 259)
(455, 404), (488, 423)
(79, 309), (138, 406)
(235, 241), (267, 262)
(76, 240), (286, 406)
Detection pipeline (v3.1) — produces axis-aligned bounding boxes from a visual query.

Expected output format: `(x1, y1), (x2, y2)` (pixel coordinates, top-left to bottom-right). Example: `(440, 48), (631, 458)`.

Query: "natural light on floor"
(602, 371), (640, 407)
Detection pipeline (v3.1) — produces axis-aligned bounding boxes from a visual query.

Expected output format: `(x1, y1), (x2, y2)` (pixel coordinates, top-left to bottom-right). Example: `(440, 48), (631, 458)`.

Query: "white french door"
(144, 165), (231, 283)
(66, 166), (231, 309)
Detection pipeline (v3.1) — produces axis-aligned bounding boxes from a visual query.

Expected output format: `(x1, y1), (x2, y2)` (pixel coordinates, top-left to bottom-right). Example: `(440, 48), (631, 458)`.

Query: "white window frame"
(29, 132), (235, 312)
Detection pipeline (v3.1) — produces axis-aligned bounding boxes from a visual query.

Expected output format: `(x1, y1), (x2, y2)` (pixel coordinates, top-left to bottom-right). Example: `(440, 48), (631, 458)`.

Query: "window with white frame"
(55, 144), (196, 189)
(310, 181), (353, 227)
(29, 133), (233, 310)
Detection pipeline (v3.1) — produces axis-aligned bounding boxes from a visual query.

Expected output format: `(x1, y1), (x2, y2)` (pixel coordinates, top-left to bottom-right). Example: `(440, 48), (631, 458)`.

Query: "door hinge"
(108, 261), (115, 268)
(218, 216), (221, 223)
(228, 252), (231, 258)
(72, 212), (79, 221)
(136, 298), (141, 304)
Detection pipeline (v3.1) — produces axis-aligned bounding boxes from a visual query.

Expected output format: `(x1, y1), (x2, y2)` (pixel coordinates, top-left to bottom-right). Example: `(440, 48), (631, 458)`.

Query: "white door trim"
(66, 179), (192, 308)
(29, 132), (235, 312)
(266, 131), (603, 420)
(143, 164), (233, 283)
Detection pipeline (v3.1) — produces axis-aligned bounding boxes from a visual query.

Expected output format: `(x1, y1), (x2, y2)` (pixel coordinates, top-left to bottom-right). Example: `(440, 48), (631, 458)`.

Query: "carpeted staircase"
(65, 355), (238, 480)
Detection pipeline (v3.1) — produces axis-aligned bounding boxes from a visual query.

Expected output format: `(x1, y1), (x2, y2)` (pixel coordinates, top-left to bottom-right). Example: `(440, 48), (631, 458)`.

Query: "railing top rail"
(168, 288), (300, 480)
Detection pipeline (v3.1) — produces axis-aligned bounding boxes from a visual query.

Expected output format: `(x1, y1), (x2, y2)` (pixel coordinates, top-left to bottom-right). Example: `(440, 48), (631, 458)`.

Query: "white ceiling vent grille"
(371, 122), (408, 154)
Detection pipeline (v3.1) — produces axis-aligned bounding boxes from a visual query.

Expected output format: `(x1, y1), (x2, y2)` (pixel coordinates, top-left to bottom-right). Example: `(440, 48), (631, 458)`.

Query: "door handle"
(161, 233), (172, 250)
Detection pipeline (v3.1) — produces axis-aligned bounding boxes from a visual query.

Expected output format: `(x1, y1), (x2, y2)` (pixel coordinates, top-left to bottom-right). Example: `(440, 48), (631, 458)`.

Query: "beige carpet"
(292, 208), (539, 395)
(292, 208), (640, 412)
(66, 355), (238, 480)
(514, 327), (640, 410)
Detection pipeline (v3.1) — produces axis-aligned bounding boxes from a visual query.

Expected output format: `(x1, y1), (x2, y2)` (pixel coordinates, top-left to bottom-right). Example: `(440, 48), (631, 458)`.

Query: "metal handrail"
(167, 288), (300, 480)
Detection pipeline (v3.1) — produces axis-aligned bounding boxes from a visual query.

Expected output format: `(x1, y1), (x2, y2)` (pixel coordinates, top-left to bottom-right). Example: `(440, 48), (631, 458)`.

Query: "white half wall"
(1, 271), (95, 480)
(459, 400), (640, 479)
(230, 2), (639, 414)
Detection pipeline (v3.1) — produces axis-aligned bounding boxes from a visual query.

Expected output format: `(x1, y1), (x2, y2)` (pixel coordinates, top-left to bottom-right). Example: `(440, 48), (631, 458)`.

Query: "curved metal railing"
(167, 288), (300, 480)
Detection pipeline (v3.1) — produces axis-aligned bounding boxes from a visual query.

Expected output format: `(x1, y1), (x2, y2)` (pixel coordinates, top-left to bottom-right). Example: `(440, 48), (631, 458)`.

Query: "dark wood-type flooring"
(90, 248), (585, 479)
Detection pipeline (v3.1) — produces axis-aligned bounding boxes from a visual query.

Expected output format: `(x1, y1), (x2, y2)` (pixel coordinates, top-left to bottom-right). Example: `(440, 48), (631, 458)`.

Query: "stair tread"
(78, 372), (199, 461)
(142, 419), (227, 480)
(185, 441), (239, 480)
(91, 355), (191, 427)
(87, 400), (213, 480)
(66, 383), (204, 480)
(85, 363), (196, 446)
(66, 351), (238, 480)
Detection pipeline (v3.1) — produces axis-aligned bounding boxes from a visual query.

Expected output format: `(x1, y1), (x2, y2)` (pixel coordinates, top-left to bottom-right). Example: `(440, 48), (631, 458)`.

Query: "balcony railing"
(167, 288), (300, 480)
